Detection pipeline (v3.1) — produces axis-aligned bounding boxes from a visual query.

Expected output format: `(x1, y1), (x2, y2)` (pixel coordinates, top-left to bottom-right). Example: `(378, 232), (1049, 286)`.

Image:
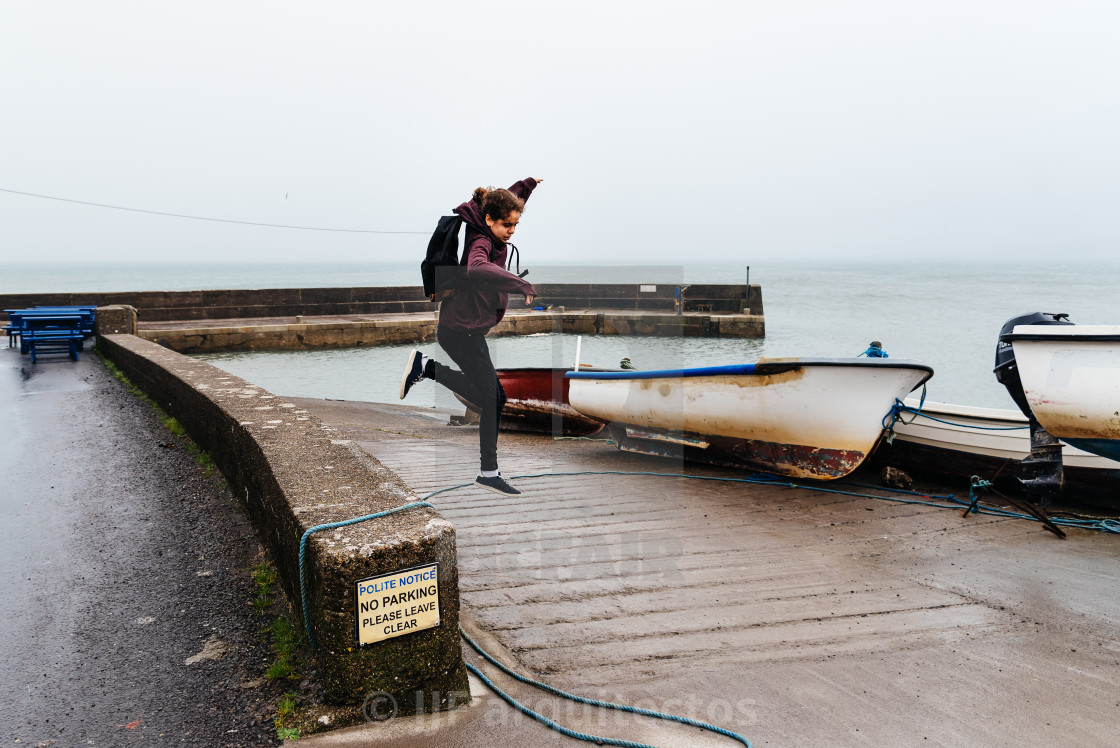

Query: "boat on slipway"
(455, 367), (606, 437)
(565, 358), (933, 480)
(877, 398), (1120, 505)
(1002, 324), (1120, 462)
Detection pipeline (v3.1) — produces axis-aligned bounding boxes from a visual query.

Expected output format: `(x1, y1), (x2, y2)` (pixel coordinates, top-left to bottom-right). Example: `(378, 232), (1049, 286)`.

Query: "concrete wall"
(96, 333), (468, 711)
(2, 287), (432, 321)
(143, 311), (767, 353)
(93, 305), (137, 335)
(2, 283), (761, 322)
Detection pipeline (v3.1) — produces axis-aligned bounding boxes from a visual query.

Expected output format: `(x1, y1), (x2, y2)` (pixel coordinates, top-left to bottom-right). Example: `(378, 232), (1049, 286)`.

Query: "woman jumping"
(399, 177), (541, 496)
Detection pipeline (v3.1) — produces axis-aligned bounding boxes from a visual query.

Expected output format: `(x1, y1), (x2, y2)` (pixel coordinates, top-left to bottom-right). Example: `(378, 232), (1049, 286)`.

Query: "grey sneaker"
(399, 350), (425, 399)
(474, 473), (521, 496)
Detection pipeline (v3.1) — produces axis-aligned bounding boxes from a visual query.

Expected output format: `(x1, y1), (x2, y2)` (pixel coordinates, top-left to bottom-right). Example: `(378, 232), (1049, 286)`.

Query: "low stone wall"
(96, 333), (468, 712)
(142, 311), (766, 353)
(143, 316), (442, 353)
(1, 287), (433, 322)
(2, 283), (761, 322)
(93, 304), (138, 335)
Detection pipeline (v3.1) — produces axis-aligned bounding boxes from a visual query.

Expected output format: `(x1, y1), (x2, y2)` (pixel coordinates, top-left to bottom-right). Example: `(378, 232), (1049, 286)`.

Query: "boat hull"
(1061, 438), (1120, 462)
(1006, 325), (1120, 461)
(457, 368), (606, 437)
(605, 424), (868, 478)
(877, 399), (1120, 508)
(567, 358), (933, 480)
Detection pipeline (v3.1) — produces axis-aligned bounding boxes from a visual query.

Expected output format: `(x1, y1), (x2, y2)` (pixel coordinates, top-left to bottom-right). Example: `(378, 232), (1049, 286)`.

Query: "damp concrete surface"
(292, 396), (1120, 747)
(5, 335), (1120, 747)
(0, 342), (287, 746)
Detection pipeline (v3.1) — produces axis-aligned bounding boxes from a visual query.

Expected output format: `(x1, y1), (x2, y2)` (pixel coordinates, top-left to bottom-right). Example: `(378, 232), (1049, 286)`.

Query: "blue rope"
(889, 401), (1029, 431)
(967, 476), (989, 515)
(290, 468), (1118, 746)
(298, 501), (436, 650)
(490, 471), (1120, 533)
(961, 477), (1120, 533)
(841, 480), (957, 501)
(460, 627), (752, 748)
(882, 392), (924, 431)
(297, 469), (1120, 649)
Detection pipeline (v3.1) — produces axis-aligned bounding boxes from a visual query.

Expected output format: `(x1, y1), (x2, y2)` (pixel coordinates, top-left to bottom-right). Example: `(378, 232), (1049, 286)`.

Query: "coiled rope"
(966, 476), (989, 515)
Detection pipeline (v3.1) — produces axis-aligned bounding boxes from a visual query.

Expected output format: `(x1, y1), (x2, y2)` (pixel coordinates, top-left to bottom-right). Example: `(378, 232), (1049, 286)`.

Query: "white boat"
(1003, 325), (1120, 462)
(880, 399), (1120, 503)
(565, 358), (933, 480)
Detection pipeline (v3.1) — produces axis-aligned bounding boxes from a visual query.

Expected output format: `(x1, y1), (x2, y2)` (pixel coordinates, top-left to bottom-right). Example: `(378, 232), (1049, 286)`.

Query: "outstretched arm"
(463, 237), (537, 297)
(508, 177), (542, 202)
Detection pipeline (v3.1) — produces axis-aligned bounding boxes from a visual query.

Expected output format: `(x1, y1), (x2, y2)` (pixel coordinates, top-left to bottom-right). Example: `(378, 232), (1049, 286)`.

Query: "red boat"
(455, 367), (607, 437)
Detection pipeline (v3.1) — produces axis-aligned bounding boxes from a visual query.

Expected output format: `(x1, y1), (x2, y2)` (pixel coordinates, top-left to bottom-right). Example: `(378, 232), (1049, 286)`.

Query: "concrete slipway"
(5, 336), (1118, 747)
(294, 397), (1120, 748)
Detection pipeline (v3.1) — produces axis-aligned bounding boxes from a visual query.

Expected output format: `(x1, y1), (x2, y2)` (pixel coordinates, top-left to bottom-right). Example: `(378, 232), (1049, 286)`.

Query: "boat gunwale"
(1003, 325), (1120, 343)
(901, 398), (1030, 426)
(565, 358), (934, 382)
(496, 366), (621, 374)
(1004, 334), (1120, 343)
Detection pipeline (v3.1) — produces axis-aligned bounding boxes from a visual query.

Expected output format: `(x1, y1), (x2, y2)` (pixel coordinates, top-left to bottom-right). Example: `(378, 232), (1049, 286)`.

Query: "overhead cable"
(0, 187), (426, 234)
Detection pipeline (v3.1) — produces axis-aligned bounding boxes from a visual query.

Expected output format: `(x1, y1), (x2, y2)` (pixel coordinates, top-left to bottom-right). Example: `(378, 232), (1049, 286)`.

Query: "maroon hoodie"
(438, 177), (539, 334)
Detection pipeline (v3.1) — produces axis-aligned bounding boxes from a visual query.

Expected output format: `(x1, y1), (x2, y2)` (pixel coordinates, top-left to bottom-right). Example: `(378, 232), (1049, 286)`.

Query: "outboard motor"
(993, 312), (1074, 506)
(994, 312), (1072, 418)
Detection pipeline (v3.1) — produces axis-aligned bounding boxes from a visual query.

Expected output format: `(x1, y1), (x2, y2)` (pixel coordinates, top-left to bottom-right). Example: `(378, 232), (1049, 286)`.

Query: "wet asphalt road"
(1, 342), (284, 746)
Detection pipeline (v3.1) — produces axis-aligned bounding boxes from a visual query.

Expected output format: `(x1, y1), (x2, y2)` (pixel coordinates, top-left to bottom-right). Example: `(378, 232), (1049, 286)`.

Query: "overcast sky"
(3, 1), (1118, 265)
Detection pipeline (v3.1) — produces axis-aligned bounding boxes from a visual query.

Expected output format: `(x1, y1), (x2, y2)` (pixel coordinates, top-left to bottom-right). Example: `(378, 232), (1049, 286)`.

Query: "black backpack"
(420, 215), (464, 302)
(420, 215), (529, 302)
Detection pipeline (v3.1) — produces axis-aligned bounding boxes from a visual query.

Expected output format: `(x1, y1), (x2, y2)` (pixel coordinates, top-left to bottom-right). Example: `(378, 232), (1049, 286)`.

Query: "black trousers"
(431, 325), (507, 472)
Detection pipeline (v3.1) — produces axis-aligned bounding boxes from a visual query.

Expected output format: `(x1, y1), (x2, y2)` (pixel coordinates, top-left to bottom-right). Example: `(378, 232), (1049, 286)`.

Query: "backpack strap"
(421, 215), (464, 301)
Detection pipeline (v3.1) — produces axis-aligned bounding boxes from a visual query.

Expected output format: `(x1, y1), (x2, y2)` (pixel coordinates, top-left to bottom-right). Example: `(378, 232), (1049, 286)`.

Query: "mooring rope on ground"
(459, 626), (752, 748)
(298, 471), (1120, 650)
(294, 468), (1118, 745)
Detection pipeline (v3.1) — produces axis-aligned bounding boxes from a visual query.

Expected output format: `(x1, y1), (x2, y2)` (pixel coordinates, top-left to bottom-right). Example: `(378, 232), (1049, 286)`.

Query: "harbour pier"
(1, 283), (765, 354)
(4, 296), (1120, 746)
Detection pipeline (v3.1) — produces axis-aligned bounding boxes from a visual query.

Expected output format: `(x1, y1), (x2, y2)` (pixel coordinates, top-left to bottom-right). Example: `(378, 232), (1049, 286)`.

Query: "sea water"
(7, 260), (1118, 408)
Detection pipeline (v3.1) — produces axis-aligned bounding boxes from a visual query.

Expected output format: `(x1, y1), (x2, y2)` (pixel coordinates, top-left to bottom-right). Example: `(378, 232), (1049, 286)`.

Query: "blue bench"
(5, 307), (96, 348)
(6, 310), (42, 348)
(20, 315), (85, 362)
(3, 309), (25, 347)
(24, 306), (96, 335)
(3, 310), (41, 348)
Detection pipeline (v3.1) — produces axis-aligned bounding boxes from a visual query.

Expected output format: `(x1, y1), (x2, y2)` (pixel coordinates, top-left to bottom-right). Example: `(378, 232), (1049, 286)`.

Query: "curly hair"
(473, 186), (525, 221)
